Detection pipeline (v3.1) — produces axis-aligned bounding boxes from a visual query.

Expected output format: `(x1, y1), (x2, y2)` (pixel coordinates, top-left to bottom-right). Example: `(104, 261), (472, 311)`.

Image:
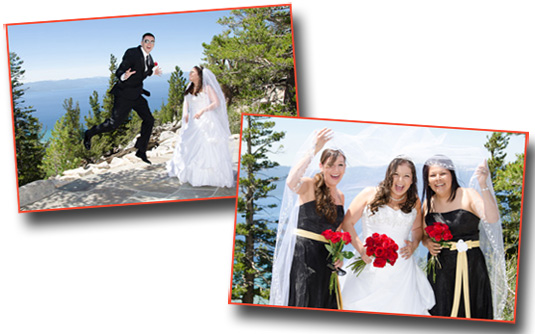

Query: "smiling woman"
(339, 156), (435, 315)
(421, 154), (506, 319)
(270, 128), (349, 309)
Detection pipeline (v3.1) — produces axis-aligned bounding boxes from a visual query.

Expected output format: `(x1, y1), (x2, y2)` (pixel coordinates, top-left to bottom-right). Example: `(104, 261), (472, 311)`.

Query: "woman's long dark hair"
(422, 154), (461, 213)
(369, 157), (418, 215)
(314, 149), (346, 224)
(184, 66), (203, 96)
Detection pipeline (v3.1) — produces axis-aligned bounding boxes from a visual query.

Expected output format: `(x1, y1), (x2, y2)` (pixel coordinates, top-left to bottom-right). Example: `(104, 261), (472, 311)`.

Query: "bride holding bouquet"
(340, 156), (435, 315)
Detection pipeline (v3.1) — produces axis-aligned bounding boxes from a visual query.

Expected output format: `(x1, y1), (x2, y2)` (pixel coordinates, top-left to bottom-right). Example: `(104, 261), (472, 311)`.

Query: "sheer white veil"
(269, 125), (507, 317)
(269, 130), (367, 306)
(202, 68), (231, 137)
(469, 164), (507, 319)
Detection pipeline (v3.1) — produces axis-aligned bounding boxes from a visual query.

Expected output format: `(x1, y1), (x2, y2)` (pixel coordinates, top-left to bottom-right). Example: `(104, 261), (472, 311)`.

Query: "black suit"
(87, 45), (155, 154)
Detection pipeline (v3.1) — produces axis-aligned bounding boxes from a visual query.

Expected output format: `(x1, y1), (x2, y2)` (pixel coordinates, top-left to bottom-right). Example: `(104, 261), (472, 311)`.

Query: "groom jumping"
(84, 32), (162, 164)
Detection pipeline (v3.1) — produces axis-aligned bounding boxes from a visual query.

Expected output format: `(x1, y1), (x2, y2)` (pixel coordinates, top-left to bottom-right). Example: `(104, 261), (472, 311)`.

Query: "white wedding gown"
(167, 91), (234, 188)
(340, 206), (435, 315)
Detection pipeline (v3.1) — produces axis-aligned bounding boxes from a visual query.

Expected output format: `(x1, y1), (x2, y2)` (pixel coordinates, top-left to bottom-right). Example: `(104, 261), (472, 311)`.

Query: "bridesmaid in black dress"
(421, 155), (501, 319)
(284, 128), (347, 309)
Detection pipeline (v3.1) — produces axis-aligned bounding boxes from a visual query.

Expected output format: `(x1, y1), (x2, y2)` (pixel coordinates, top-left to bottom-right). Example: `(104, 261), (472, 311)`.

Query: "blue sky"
(260, 116), (527, 167)
(6, 9), (234, 83)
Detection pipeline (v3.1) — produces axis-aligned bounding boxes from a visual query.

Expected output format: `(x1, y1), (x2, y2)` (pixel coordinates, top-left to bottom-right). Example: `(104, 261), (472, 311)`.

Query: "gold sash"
(295, 228), (328, 243)
(294, 228), (343, 310)
(446, 239), (480, 318)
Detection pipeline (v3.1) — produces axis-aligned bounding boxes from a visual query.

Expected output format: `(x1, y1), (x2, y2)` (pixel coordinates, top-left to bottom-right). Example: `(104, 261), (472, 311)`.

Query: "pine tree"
(202, 6), (296, 115)
(42, 98), (83, 178)
(156, 66), (186, 124)
(232, 115), (285, 303)
(100, 54), (128, 152)
(483, 132), (522, 256)
(485, 132), (510, 180)
(10, 52), (46, 186)
(484, 132), (525, 321)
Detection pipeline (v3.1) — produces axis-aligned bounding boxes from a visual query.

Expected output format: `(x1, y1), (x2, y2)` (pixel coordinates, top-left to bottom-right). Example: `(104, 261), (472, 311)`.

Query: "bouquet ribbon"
(294, 228), (343, 310)
(447, 239), (480, 318)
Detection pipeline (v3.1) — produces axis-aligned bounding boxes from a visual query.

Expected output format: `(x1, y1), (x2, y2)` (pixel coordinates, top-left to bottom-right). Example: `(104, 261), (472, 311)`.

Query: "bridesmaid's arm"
(286, 128), (333, 193)
(421, 199), (442, 256)
(335, 192), (346, 232)
(471, 160), (500, 223)
(334, 191), (346, 269)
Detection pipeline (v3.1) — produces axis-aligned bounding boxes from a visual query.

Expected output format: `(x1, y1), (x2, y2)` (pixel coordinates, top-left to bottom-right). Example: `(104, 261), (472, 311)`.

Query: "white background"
(1, 1), (532, 333)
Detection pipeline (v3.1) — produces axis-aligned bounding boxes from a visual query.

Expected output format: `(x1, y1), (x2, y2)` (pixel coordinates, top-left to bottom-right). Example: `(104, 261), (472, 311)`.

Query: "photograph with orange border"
(6, 4), (298, 212)
(230, 113), (527, 323)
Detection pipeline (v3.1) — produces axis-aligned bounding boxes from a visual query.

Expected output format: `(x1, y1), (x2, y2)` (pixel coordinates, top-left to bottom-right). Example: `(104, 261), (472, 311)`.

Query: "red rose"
(154, 62), (158, 66)
(374, 246), (385, 258)
(387, 250), (398, 264)
(341, 232), (351, 245)
(321, 230), (334, 240)
(331, 232), (342, 244)
(426, 222), (453, 244)
(373, 257), (387, 268)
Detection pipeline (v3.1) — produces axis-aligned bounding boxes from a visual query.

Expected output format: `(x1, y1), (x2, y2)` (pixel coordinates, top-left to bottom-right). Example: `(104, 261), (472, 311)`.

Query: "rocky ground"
(18, 122), (240, 212)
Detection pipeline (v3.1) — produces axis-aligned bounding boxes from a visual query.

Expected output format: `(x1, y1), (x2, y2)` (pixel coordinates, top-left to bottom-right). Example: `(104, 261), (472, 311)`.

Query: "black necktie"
(145, 55), (150, 71)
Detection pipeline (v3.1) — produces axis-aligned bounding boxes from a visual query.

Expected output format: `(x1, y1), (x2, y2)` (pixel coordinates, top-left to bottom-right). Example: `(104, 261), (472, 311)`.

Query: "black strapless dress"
(425, 209), (493, 319)
(288, 201), (344, 309)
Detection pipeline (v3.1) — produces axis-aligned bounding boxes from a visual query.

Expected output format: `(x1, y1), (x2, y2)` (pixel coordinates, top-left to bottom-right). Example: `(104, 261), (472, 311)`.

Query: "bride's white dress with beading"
(340, 206), (435, 315)
(167, 91), (234, 188)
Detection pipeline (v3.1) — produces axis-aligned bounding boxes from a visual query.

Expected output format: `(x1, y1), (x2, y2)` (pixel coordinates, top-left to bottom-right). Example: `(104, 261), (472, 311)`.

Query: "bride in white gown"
(167, 66), (234, 188)
(340, 156), (435, 315)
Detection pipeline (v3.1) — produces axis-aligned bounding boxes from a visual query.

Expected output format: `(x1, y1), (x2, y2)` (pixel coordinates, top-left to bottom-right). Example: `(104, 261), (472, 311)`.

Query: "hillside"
(18, 121), (240, 212)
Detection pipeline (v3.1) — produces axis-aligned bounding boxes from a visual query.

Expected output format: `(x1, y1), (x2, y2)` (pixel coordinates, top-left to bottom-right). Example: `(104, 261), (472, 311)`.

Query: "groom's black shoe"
(135, 150), (151, 164)
(83, 130), (92, 150)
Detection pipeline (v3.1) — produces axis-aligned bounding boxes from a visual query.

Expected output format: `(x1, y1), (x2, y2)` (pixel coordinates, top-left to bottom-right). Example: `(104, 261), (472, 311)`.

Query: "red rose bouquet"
(348, 233), (399, 276)
(424, 222), (453, 282)
(321, 230), (353, 296)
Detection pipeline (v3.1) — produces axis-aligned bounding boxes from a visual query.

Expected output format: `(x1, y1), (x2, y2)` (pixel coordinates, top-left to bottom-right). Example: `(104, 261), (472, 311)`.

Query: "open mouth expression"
(391, 163), (413, 198)
(321, 156), (346, 186)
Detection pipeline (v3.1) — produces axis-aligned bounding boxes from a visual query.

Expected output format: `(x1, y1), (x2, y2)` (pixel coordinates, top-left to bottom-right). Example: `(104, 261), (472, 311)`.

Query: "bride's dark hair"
(369, 157), (418, 215)
(185, 66), (204, 96)
(314, 148), (346, 224)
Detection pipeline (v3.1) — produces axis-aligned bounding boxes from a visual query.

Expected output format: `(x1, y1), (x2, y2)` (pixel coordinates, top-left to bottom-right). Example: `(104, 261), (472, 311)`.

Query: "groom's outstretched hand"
(123, 68), (136, 81)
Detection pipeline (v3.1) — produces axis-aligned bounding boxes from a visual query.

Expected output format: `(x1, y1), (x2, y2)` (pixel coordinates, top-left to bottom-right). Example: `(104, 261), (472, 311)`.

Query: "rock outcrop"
(18, 122), (240, 212)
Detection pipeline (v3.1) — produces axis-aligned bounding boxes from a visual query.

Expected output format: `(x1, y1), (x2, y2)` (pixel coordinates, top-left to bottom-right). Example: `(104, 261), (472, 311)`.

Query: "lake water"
(22, 74), (172, 140)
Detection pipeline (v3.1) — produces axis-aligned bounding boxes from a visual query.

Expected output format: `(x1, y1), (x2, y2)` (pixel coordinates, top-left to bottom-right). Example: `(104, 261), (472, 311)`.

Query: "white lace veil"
(423, 154), (507, 319)
(202, 68), (231, 137)
(269, 125), (507, 317)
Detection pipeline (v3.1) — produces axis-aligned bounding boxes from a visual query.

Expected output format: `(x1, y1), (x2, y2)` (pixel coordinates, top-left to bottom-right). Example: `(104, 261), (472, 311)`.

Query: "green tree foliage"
(82, 90), (108, 162)
(484, 132), (524, 321)
(233, 115), (285, 303)
(42, 98), (83, 177)
(10, 52), (46, 186)
(83, 54), (142, 161)
(154, 66), (187, 125)
(485, 132), (523, 256)
(485, 132), (509, 180)
(202, 6), (296, 115)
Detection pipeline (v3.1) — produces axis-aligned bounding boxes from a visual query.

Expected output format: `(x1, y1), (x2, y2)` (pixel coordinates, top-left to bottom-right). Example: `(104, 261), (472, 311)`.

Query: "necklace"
(390, 194), (406, 202)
